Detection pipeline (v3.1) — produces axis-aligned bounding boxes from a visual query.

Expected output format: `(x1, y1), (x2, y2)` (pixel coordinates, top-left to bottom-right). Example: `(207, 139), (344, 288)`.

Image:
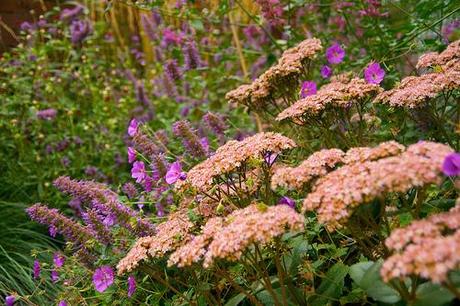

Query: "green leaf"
(310, 262), (349, 306)
(414, 282), (454, 306)
(349, 262), (375, 287)
(351, 260), (401, 304)
(224, 293), (246, 306)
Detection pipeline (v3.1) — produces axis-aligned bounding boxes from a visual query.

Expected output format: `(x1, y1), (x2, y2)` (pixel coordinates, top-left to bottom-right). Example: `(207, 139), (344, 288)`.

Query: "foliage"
(2, 0), (460, 305)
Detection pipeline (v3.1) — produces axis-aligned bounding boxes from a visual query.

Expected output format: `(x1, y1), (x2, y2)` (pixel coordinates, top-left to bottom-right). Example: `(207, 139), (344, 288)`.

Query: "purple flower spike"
(320, 65), (332, 79)
(442, 153), (460, 176)
(165, 161), (186, 184)
(53, 253), (65, 268)
(131, 161), (146, 183)
(128, 147), (136, 163)
(33, 260), (40, 279)
(128, 275), (136, 297)
(93, 266), (114, 293)
(5, 295), (15, 306)
(128, 119), (138, 137)
(300, 81), (317, 98)
(37, 108), (57, 120)
(278, 196), (296, 209)
(58, 301), (68, 306)
(326, 43), (345, 64)
(364, 62), (385, 84)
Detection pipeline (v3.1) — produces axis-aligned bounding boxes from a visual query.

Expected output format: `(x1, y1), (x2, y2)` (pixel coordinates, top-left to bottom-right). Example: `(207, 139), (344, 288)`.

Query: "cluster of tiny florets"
(276, 77), (382, 123)
(176, 132), (296, 192)
(381, 204), (460, 283)
(303, 141), (453, 230)
(226, 38), (322, 109)
(168, 204), (304, 268)
(117, 210), (194, 275)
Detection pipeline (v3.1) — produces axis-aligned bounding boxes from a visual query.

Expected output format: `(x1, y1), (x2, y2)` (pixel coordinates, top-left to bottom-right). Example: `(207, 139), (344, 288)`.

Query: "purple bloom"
(37, 108), (57, 120)
(53, 253), (65, 268)
(326, 43), (345, 64)
(172, 120), (207, 158)
(58, 301), (68, 306)
(5, 296), (15, 306)
(33, 260), (40, 279)
(264, 152), (278, 166)
(49, 226), (57, 237)
(183, 40), (201, 70)
(300, 81), (317, 98)
(20, 22), (34, 32)
(165, 161), (186, 184)
(93, 266), (114, 293)
(320, 65), (332, 79)
(278, 196), (296, 209)
(27, 204), (94, 247)
(165, 59), (182, 81)
(144, 176), (153, 192)
(364, 62), (385, 84)
(161, 28), (183, 48)
(70, 20), (91, 45)
(128, 147), (136, 163)
(51, 270), (59, 283)
(128, 119), (138, 137)
(60, 5), (84, 21)
(131, 161), (146, 183)
(203, 112), (227, 136)
(122, 182), (138, 199)
(442, 153), (460, 176)
(128, 275), (136, 297)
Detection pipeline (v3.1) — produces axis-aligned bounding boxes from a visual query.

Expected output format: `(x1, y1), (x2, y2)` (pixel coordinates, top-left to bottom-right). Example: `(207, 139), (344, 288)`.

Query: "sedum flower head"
(176, 132), (296, 192)
(381, 204), (460, 283)
(303, 141), (453, 230)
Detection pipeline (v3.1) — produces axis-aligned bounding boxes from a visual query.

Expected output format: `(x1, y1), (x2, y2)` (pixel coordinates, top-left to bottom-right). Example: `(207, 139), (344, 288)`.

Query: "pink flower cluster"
(117, 210), (194, 275)
(381, 204), (460, 283)
(176, 132), (296, 192)
(276, 77), (382, 123)
(271, 141), (405, 190)
(376, 40), (460, 108)
(416, 39), (460, 70)
(226, 38), (322, 109)
(168, 204), (304, 268)
(303, 141), (453, 230)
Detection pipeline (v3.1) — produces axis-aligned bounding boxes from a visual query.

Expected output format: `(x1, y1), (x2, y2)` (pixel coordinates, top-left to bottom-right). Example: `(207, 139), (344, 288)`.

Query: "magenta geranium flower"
(442, 153), (460, 176)
(326, 43), (345, 64)
(320, 65), (332, 78)
(53, 253), (65, 268)
(300, 81), (317, 98)
(264, 152), (278, 166)
(51, 270), (59, 283)
(278, 196), (296, 209)
(128, 275), (136, 297)
(131, 161), (146, 183)
(33, 260), (40, 279)
(128, 119), (138, 137)
(93, 266), (114, 293)
(165, 161), (187, 184)
(5, 295), (15, 306)
(364, 62), (385, 84)
(128, 147), (136, 163)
